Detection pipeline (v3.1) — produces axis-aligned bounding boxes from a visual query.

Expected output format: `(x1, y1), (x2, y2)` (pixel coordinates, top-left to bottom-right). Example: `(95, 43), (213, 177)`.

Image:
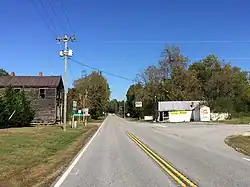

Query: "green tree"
(0, 69), (9, 76)
(189, 55), (250, 113)
(188, 55), (222, 100)
(18, 90), (35, 125)
(0, 87), (35, 128)
(74, 72), (110, 119)
(67, 88), (80, 120)
(159, 45), (188, 80)
(106, 99), (118, 113)
(126, 83), (144, 118)
(0, 96), (7, 127)
(133, 45), (250, 117)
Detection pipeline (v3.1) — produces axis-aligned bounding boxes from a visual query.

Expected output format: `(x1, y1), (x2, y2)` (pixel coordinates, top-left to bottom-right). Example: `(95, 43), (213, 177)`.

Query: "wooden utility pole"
(56, 34), (76, 131)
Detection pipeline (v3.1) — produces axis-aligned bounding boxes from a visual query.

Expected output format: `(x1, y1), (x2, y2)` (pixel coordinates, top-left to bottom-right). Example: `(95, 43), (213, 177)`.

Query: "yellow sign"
(169, 111), (187, 115)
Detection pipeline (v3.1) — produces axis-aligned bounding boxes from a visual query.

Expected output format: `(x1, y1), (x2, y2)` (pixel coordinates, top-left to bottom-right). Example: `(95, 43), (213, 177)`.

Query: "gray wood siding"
(0, 87), (63, 124)
(29, 88), (57, 123)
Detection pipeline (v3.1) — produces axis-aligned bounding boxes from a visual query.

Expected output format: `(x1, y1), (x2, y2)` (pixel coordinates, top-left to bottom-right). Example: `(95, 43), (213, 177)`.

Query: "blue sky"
(1, 0), (250, 100)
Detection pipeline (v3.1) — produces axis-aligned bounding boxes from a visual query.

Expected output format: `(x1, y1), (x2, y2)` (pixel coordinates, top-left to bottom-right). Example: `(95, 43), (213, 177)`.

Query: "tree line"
(126, 45), (250, 118)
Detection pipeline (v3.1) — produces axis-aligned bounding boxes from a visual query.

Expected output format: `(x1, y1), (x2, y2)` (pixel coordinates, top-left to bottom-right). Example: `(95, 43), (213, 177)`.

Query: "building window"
(39, 89), (46, 99)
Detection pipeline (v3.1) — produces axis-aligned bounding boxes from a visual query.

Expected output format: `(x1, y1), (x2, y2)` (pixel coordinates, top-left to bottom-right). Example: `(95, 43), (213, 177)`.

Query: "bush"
(0, 87), (35, 128)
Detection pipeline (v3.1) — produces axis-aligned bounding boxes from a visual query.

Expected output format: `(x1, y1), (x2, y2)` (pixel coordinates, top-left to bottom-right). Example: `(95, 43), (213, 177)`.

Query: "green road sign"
(73, 113), (83, 117)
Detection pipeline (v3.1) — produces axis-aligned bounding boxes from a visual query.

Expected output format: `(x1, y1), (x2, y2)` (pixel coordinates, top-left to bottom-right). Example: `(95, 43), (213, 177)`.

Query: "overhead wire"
(36, 0), (60, 35)
(68, 59), (76, 87)
(47, 0), (66, 33)
(28, 0), (58, 37)
(69, 58), (135, 82)
(104, 40), (250, 44)
(58, 0), (75, 34)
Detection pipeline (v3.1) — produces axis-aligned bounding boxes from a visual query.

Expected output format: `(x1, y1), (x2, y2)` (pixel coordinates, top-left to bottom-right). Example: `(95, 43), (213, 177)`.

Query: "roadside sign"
(169, 111), (187, 115)
(73, 113), (83, 117)
(82, 108), (89, 116)
(200, 106), (210, 122)
(135, 101), (142, 108)
(73, 101), (77, 111)
(78, 110), (82, 114)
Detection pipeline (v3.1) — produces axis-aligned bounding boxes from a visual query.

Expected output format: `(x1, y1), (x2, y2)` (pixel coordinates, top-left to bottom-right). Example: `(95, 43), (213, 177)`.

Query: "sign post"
(82, 108), (89, 126)
(72, 101), (77, 128)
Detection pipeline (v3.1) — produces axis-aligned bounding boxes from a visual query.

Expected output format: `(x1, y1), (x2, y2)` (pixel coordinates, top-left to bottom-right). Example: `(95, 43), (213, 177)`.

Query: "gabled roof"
(0, 76), (63, 88)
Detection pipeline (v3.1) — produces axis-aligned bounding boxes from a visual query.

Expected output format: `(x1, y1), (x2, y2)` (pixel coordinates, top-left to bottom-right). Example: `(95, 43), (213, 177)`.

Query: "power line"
(69, 58), (135, 82)
(28, 0), (57, 37)
(36, 0), (60, 35)
(58, 0), (74, 34)
(48, 0), (66, 33)
(105, 40), (250, 44)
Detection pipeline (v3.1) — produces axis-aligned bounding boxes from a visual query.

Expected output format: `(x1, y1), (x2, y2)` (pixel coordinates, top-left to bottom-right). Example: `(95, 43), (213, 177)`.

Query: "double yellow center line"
(127, 132), (198, 187)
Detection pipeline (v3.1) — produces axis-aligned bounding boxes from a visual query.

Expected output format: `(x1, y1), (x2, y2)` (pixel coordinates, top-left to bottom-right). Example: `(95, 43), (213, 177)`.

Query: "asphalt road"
(57, 115), (250, 187)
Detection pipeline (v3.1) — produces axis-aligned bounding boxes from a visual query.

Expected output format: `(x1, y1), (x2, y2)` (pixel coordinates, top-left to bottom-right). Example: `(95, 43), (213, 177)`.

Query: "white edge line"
(242, 157), (250, 162)
(53, 117), (108, 187)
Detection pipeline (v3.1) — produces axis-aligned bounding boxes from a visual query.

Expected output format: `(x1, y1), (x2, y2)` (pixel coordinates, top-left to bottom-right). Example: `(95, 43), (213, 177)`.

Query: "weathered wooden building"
(0, 72), (64, 124)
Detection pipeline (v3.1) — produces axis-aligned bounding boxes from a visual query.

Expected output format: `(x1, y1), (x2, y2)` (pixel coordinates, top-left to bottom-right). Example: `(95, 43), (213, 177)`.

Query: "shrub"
(0, 87), (35, 128)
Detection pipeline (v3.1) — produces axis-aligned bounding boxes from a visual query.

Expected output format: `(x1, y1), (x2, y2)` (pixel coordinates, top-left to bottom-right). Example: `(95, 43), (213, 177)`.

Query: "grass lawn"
(0, 124), (99, 187)
(219, 116), (250, 124)
(88, 116), (105, 123)
(126, 117), (139, 121)
(125, 117), (147, 122)
(225, 135), (250, 156)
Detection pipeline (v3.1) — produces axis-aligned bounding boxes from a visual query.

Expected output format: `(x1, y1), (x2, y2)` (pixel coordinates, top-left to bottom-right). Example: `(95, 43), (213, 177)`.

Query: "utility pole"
(247, 71), (250, 84)
(154, 95), (157, 122)
(124, 97), (126, 118)
(57, 34), (76, 131)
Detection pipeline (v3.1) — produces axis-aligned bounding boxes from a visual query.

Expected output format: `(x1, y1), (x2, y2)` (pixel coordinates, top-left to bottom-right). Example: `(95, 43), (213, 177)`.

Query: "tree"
(159, 45), (188, 80)
(126, 83), (144, 118)
(136, 45), (191, 116)
(0, 96), (7, 126)
(117, 100), (127, 117)
(188, 55), (222, 100)
(17, 90), (35, 125)
(107, 99), (118, 113)
(0, 87), (35, 128)
(170, 65), (201, 100)
(0, 69), (9, 76)
(131, 45), (250, 117)
(189, 55), (250, 113)
(74, 72), (110, 119)
(67, 88), (79, 120)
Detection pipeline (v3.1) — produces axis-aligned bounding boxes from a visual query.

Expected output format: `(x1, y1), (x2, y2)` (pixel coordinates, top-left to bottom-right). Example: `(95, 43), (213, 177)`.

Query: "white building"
(158, 101), (210, 122)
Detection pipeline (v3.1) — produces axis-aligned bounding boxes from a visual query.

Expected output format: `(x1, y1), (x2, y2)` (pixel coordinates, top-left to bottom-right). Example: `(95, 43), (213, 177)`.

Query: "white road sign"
(135, 101), (142, 107)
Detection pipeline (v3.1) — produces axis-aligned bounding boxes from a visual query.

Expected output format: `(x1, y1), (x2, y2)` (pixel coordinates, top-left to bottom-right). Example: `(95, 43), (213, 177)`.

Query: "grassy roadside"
(125, 117), (148, 123)
(215, 116), (250, 124)
(225, 135), (250, 156)
(88, 118), (104, 123)
(0, 123), (100, 187)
